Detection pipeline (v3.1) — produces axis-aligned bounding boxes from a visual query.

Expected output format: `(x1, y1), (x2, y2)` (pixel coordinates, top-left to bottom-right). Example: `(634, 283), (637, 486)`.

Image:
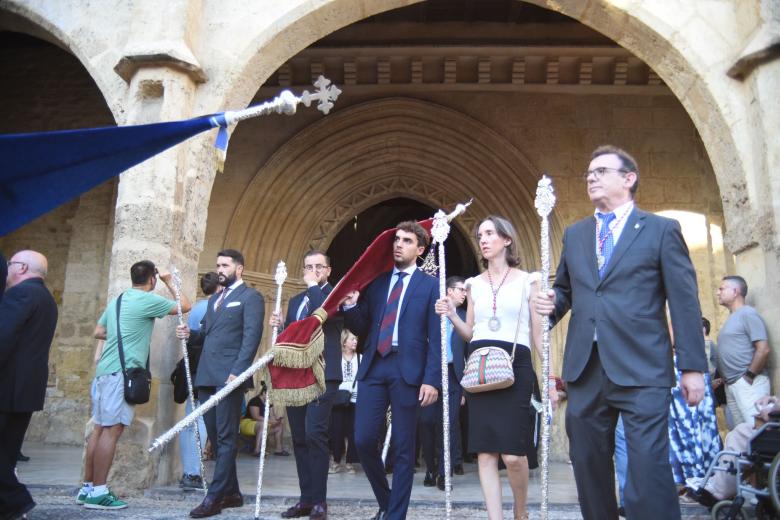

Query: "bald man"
(0, 250), (58, 518)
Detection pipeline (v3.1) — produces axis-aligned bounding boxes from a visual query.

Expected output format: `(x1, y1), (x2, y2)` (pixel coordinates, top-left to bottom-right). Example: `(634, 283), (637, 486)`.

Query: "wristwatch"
(745, 370), (757, 380)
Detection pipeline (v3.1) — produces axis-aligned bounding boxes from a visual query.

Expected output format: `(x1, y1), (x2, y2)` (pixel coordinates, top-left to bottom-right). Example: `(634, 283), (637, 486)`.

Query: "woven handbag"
(460, 272), (527, 394)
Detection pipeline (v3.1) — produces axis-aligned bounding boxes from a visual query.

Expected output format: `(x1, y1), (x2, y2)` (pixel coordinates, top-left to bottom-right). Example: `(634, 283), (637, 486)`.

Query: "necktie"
(377, 272), (407, 357)
(597, 212), (616, 278)
(297, 295), (310, 320)
(215, 288), (230, 311)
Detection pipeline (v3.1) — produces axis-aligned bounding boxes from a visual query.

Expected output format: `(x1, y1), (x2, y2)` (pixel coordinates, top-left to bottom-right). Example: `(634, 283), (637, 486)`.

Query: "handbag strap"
(116, 293), (127, 375)
(508, 271), (529, 362)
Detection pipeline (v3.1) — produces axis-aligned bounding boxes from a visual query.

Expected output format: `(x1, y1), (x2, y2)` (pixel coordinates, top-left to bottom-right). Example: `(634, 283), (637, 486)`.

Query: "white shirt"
(386, 265), (416, 347)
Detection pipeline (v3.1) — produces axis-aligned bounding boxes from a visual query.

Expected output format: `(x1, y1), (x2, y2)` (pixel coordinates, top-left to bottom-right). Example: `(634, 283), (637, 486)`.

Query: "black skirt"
(465, 339), (539, 464)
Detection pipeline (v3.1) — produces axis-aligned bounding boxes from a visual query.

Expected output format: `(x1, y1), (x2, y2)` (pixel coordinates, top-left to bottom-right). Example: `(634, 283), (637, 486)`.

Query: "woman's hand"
(435, 297), (453, 317)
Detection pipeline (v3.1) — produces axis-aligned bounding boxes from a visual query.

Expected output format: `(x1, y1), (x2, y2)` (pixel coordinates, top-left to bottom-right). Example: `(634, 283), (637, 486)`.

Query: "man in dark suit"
(533, 145), (707, 520)
(177, 249), (265, 519)
(270, 250), (342, 520)
(420, 276), (467, 489)
(0, 250), (7, 301)
(341, 221), (441, 520)
(0, 250), (58, 519)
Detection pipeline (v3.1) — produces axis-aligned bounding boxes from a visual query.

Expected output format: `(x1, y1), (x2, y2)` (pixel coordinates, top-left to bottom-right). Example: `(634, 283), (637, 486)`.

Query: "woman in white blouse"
(329, 329), (360, 474)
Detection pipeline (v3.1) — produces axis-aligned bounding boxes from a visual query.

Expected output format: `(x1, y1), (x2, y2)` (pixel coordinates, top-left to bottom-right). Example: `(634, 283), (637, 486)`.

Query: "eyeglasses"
(582, 167), (628, 181)
(303, 264), (330, 272)
(6, 261), (26, 268)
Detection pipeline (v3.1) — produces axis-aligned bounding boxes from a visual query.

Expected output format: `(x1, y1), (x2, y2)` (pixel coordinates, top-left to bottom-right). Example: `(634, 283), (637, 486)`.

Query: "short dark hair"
(475, 215), (522, 269)
(701, 317), (711, 336)
(130, 260), (157, 285)
(723, 275), (748, 297)
(217, 249), (245, 267)
(591, 144), (640, 196)
(303, 249), (330, 266)
(447, 276), (466, 289)
(200, 272), (220, 296)
(396, 220), (430, 248)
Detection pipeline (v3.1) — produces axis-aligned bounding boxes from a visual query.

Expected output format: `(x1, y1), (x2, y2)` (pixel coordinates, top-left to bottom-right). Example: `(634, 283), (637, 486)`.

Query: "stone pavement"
(16, 442), (712, 519)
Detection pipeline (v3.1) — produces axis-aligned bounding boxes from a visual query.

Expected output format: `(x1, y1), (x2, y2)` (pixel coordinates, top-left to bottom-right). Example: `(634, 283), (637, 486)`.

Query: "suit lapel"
(579, 217), (600, 286)
(599, 208), (646, 283)
(210, 283), (247, 328)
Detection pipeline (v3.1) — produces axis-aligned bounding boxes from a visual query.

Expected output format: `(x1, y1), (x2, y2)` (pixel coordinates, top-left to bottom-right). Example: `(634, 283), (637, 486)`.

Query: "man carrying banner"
(341, 221), (441, 520)
(270, 250), (342, 520)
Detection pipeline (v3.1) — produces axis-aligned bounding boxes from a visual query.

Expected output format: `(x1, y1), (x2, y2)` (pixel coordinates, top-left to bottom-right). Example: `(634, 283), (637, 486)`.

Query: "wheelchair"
(690, 421), (780, 519)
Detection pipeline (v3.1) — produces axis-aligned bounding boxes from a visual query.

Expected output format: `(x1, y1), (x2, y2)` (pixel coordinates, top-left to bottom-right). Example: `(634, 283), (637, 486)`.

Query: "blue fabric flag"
(0, 113), (227, 237)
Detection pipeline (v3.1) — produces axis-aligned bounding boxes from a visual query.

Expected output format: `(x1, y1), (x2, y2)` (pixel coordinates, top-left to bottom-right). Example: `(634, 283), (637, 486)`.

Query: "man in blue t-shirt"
(79, 260), (190, 510)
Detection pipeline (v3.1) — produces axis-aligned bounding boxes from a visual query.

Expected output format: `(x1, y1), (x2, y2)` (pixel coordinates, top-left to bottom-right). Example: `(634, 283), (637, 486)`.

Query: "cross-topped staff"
(171, 267), (208, 495)
(534, 175), (556, 520)
(254, 260), (287, 520)
(300, 76), (342, 115)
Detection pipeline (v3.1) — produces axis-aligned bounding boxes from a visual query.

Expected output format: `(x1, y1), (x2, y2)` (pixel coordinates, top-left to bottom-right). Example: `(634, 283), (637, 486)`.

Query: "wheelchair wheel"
(770, 451), (780, 514)
(711, 500), (747, 520)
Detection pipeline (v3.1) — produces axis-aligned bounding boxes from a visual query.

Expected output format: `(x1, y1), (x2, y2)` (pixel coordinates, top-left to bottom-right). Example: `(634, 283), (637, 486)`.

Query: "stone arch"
(225, 97), (563, 273)
(212, 0), (746, 245)
(0, 2), (123, 122)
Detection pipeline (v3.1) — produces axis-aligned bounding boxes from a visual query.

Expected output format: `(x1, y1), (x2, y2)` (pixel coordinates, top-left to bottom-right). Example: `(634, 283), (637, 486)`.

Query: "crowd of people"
(0, 143), (775, 520)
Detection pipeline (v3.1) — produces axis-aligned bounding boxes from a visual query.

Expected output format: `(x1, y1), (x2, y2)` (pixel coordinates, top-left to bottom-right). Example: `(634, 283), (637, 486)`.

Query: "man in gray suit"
(533, 145), (707, 520)
(177, 249), (265, 518)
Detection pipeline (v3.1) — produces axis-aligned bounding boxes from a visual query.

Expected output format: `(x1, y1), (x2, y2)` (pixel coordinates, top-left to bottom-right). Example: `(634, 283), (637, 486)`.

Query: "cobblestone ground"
(21, 489), (714, 519)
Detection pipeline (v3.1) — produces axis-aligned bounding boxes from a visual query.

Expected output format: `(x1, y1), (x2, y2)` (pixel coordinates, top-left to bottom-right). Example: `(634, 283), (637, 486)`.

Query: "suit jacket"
(552, 208), (707, 387)
(344, 268), (441, 388)
(190, 282), (265, 388)
(450, 307), (467, 382)
(0, 251), (6, 301)
(285, 282), (342, 382)
(0, 278), (58, 412)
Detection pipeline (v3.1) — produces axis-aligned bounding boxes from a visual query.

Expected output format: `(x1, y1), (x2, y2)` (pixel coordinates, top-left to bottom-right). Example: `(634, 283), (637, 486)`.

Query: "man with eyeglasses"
(269, 250), (342, 520)
(0, 251), (57, 519)
(532, 145), (707, 520)
(420, 276), (467, 490)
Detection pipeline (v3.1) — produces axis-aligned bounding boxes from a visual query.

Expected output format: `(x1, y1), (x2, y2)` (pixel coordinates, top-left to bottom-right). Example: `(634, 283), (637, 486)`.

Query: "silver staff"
(431, 210), (453, 518)
(534, 175), (556, 520)
(255, 261), (287, 520)
(381, 409), (392, 465)
(171, 267), (208, 494)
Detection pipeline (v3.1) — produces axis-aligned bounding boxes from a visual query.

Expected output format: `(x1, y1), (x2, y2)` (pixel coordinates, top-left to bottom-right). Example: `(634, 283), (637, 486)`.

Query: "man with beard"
(177, 249), (265, 518)
(270, 250), (342, 520)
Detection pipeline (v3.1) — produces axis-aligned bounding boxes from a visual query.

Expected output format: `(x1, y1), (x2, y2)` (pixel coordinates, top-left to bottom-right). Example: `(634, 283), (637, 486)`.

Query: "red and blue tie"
(377, 272), (407, 357)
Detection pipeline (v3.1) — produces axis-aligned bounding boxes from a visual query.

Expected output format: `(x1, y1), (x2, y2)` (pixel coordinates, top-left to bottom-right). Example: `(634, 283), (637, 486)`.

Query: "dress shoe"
(370, 510), (387, 520)
(281, 501), (313, 518)
(436, 474), (448, 491)
(423, 471), (436, 487)
(309, 502), (327, 520)
(221, 492), (243, 509)
(453, 464), (464, 475)
(189, 496), (222, 518)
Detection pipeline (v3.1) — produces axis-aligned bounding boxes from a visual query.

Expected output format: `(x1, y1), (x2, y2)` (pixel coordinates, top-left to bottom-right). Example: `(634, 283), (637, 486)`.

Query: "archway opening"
(326, 197), (479, 283)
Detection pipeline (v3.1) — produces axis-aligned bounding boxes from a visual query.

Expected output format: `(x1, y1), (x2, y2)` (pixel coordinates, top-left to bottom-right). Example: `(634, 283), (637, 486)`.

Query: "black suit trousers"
(565, 345), (678, 520)
(288, 381), (338, 504)
(0, 412), (33, 512)
(199, 387), (244, 500)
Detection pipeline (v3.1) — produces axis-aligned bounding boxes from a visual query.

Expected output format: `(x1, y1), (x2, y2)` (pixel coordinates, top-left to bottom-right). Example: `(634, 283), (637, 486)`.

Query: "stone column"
(101, 0), (212, 492)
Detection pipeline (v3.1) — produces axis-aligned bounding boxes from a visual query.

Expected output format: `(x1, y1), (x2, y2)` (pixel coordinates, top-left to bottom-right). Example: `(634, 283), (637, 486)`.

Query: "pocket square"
(226, 301), (242, 308)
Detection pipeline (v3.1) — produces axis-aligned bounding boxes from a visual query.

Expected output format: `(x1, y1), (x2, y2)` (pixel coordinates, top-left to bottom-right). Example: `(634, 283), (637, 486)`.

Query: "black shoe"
(16, 452), (30, 462)
(189, 497), (222, 518)
(618, 506), (626, 517)
(453, 464), (464, 475)
(221, 492), (243, 509)
(370, 510), (386, 520)
(2, 501), (34, 520)
(423, 471), (436, 487)
(436, 474), (447, 491)
(282, 502), (314, 518)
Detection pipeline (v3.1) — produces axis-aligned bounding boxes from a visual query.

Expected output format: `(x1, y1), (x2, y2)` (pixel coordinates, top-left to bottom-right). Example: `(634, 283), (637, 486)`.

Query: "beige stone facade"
(0, 0), (778, 490)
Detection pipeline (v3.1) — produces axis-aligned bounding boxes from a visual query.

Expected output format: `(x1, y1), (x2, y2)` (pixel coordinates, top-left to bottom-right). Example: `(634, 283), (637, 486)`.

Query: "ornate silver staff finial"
(534, 175), (556, 520)
(301, 76), (342, 115)
(445, 198), (474, 222)
(274, 260), (288, 292)
(431, 209), (450, 244)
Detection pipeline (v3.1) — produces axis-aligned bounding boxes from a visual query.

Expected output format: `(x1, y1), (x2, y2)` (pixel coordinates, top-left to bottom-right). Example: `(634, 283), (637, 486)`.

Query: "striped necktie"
(377, 272), (407, 357)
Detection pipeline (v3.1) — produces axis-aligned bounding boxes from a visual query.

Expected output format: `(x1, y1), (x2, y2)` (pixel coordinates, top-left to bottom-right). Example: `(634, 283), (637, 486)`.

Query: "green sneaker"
(76, 491), (89, 505)
(83, 491), (128, 510)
